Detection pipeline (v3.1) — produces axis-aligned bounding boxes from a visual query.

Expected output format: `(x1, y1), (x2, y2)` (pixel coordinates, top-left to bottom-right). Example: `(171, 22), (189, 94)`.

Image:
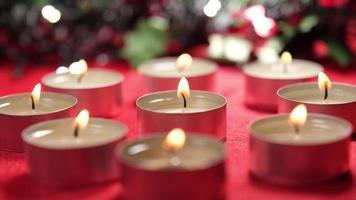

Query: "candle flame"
(75, 109), (90, 130)
(280, 51), (292, 65)
(163, 128), (186, 152)
(318, 72), (331, 93)
(289, 104), (307, 132)
(69, 59), (88, 75)
(177, 77), (190, 99)
(56, 66), (69, 74)
(31, 83), (41, 105)
(176, 53), (192, 71)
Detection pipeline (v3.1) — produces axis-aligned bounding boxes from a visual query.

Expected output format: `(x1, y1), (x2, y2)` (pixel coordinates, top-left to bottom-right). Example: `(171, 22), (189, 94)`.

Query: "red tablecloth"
(0, 60), (356, 200)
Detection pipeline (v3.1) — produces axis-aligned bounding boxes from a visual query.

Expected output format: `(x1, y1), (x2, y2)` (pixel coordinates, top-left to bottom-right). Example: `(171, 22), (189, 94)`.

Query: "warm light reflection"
(244, 4), (265, 21)
(69, 59), (88, 75)
(280, 51), (292, 65)
(177, 77), (190, 99)
(318, 72), (331, 94)
(163, 128), (186, 152)
(289, 104), (307, 133)
(74, 109), (90, 131)
(203, 0), (221, 17)
(176, 54), (192, 71)
(243, 5), (275, 38)
(56, 66), (69, 74)
(41, 5), (61, 23)
(252, 17), (276, 38)
(31, 83), (41, 106)
(208, 34), (224, 58)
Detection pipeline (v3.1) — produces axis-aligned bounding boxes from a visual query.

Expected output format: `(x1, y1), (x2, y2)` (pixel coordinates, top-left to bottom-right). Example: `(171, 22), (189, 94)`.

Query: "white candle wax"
(0, 93), (76, 116)
(278, 82), (356, 104)
(42, 69), (123, 89)
(119, 135), (224, 170)
(137, 90), (226, 114)
(138, 57), (217, 78)
(251, 114), (351, 145)
(23, 118), (127, 149)
(243, 59), (323, 79)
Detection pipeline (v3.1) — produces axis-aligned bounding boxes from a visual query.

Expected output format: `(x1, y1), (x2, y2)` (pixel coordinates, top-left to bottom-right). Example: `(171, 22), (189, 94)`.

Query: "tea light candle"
(278, 72), (356, 132)
(250, 105), (352, 186)
(0, 83), (76, 152)
(243, 52), (323, 111)
(138, 54), (217, 92)
(22, 110), (127, 188)
(42, 59), (124, 117)
(136, 77), (227, 139)
(117, 128), (225, 200)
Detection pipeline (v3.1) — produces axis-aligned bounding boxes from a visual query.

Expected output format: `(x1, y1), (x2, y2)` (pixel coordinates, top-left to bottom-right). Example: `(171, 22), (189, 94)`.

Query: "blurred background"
(0, 0), (355, 71)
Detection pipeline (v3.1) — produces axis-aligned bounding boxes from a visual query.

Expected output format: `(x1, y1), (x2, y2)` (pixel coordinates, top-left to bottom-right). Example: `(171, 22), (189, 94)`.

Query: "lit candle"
(117, 128), (225, 200)
(0, 83), (76, 152)
(177, 77), (190, 108)
(22, 109), (127, 188)
(176, 53), (193, 71)
(318, 72), (332, 101)
(250, 104), (352, 185)
(136, 78), (227, 139)
(30, 83), (41, 110)
(243, 52), (323, 111)
(280, 51), (292, 73)
(42, 59), (124, 117)
(278, 72), (356, 132)
(69, 59), (88, 83)
(288, 104), (307, 135)
(138, 54), (217, 92)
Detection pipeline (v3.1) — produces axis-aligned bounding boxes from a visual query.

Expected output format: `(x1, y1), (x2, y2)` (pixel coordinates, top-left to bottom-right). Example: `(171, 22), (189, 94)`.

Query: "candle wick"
(283, 63), (288, 73)
(74, 125), (79, 138)
(170, 156), (181, 167)
(182, 93), (187, 108)
(294, 125), (300, 135)
(177, 65), (184, 72)
(77, 74), (85, 84)
(169, 150), (181, 166)
(324, 87), (328, 100)
(30, 95), (35, 110)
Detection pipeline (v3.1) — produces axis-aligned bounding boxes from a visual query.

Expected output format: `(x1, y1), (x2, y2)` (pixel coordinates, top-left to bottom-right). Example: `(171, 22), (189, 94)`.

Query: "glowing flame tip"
(75, 109), (90, 130)
(318, 72), (331, 92)
(163, 128), (186, 151)
(31, 83), (42, 105)
(280, 51), (292, 64)
(69, 59), (88, 75)
(176, 54), (192, 70)
(289, 104), (307, 130)
(177, 77), (190, 98)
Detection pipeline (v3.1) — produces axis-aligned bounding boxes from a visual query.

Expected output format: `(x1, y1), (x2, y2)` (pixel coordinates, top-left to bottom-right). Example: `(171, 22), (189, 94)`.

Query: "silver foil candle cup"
(116, 132), (225, 200)
(278, 82), (356, 132)
(0, 92), (76, 152)
(136, 90), (227, 139)
(42, 69), (123, 117)
(243, 59), (323, 112)
(22, 117), (127, 188)
(249, 113), (352, 186)
(138, 56), (217, 92)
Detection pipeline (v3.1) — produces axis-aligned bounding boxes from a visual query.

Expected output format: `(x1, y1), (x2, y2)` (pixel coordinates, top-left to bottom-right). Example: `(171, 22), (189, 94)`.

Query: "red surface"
(0, 60), (356, 200)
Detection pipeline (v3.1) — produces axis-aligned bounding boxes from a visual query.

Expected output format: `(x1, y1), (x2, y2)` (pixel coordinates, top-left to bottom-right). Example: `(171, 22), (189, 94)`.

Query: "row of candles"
(0, 52), (355, 199)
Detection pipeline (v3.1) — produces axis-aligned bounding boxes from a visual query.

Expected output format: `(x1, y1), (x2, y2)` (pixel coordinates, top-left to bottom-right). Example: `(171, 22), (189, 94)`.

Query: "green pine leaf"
(326, 38), (352, 67)
(121, 17), (169, 67)
(299, 15), (319, 33)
